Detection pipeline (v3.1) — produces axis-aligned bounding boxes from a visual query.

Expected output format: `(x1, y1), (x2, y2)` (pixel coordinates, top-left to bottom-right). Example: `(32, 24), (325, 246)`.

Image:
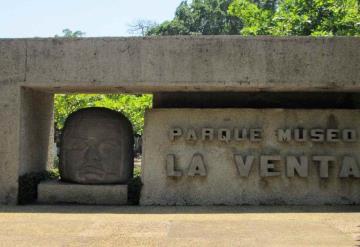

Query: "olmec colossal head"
(59, 107), (134, 184)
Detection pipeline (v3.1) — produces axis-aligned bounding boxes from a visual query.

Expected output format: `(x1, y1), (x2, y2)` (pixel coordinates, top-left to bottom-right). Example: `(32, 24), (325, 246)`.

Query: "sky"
(0, 0), (184, 38)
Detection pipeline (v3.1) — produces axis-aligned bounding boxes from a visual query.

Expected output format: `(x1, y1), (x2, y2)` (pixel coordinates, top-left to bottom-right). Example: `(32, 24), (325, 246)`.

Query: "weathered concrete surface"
(0, 205), (358, 246)
(0, 40), (26, 84)
(141, 109), (360, 205)
(0, 84), (53, 204)
(0, 83), (21, 204)
(0, 36), (359, 205)
(20, 88), (54, 174)
(1, 37), (359, 92)
(38, 181), (128, 205)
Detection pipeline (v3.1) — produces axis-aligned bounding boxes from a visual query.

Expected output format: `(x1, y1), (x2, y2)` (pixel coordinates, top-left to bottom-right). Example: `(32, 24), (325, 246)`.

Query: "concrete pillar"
(0, 83), (21, 204)
(0, 84), (53, 205)
(20, 88), (54, 175)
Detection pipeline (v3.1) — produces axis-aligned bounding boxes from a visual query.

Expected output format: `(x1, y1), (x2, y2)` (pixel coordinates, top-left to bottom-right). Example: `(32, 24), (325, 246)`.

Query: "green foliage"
(54, 94), (152, 135)
(272, 0), (360, 36)
(147, 0), (244, 35)
(55, 28), (86, 38)
(18, 169), (60, 205)
(128, 166), (142, 205)
(253, 0), (278, 11)
(228, 0), (273, 35)
(228, 0), (360, 36)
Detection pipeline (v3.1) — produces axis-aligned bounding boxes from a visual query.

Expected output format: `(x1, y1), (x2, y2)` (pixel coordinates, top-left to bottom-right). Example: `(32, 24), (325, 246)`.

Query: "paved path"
(0, 205), (359, 246)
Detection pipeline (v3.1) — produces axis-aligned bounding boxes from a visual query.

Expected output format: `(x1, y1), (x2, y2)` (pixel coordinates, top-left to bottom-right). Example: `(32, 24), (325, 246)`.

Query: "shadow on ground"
(0, 204), (359, 214)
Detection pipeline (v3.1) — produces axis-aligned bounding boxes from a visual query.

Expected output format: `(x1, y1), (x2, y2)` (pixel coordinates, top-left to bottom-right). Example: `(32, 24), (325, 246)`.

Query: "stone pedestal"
(38, 180), (127, 205)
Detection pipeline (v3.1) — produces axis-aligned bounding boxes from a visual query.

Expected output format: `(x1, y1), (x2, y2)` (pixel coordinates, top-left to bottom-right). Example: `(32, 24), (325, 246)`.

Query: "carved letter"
(185, 128), (198, 141)
(169, 128), (182, 141)
(202, 128), (214, 141)
(339, 156), (360, 178)
(234, 155), (255, 177)
(286, 156), (308, 177)
(313, 156), (335, 178)
(326, 129), (340, 142)
(260, 155), (281, 177)
(234, 128), (247, 141)
(166, 154), (182, 177)
(188, 153), (207, 176)
(310, 129), (324, 142)
(343, 129), (357, 142)
(250, 129), (262, 142)
(277, 129), (291, 142)
(218, 129), (231, 142)
(294, 128), (307, 142)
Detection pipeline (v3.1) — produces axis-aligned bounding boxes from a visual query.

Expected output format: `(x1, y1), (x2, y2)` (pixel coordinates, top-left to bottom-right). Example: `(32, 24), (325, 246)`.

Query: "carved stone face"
(59, 108), (133, 184)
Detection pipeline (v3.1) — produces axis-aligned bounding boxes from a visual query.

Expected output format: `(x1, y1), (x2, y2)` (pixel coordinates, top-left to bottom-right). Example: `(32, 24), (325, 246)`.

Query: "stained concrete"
(0, 83), (21, 204)
(141, 109), (360, 205)
(0, 84), (53, 205)
(0, 36), (359, 205)
(20, 88), (54, 174)
(0, 205), (358, 246)
(38, 180), (128, 205)
(1, 37), (359, 93)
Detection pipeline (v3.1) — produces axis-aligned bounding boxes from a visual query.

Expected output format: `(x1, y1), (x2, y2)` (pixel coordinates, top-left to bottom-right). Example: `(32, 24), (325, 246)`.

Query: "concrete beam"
(0, 36), (359, 93)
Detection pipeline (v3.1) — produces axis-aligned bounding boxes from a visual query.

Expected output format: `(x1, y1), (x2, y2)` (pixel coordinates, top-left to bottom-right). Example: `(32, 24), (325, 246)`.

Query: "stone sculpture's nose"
(85, 144), (100, 162)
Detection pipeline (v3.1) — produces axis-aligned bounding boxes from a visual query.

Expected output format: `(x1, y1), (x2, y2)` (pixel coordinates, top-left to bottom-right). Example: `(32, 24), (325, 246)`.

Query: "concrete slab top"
(1, 36), (359, 93)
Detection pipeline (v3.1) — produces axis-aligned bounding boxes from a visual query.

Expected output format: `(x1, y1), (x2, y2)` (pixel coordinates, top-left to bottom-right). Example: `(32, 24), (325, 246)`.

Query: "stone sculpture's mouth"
(77, 164), (105, 182)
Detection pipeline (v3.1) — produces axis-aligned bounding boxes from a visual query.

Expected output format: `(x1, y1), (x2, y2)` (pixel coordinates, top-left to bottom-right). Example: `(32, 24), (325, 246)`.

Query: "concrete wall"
(141, 109), (360, 205)
(0, 36), (359, 204)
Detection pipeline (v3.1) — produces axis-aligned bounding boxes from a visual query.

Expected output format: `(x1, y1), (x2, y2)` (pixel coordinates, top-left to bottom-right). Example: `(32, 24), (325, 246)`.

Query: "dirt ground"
(0, 205), (358, 246)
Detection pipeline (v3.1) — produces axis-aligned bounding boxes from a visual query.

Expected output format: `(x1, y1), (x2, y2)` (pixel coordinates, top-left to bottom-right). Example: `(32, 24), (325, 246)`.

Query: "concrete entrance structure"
(0, 37), (359, 204)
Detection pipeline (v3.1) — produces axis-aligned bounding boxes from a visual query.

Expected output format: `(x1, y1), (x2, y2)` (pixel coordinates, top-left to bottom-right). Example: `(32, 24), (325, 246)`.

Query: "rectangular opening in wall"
(18, 93), (152, 205)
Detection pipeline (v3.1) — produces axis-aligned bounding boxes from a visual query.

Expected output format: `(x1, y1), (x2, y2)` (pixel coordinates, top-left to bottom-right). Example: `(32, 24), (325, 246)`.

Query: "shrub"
(18, 168), (60, 205)
(128, 166), (143, 205)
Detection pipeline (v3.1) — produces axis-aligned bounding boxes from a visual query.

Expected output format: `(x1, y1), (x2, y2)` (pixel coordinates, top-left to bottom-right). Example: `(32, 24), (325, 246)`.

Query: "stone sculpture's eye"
(66, 138), (88, 150)
(98, 141), (119, 154)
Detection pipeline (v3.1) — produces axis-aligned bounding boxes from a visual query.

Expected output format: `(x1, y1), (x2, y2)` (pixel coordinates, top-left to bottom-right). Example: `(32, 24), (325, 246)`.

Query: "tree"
(271, 0), (360, 36)
(147, 0), (244, 35)
(228, 0), (273, 35)
(253, 0), (278, 11)
(127, 19), (157, 36)
(228, 0), (360, 36)
(55, 28), (86, 38)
